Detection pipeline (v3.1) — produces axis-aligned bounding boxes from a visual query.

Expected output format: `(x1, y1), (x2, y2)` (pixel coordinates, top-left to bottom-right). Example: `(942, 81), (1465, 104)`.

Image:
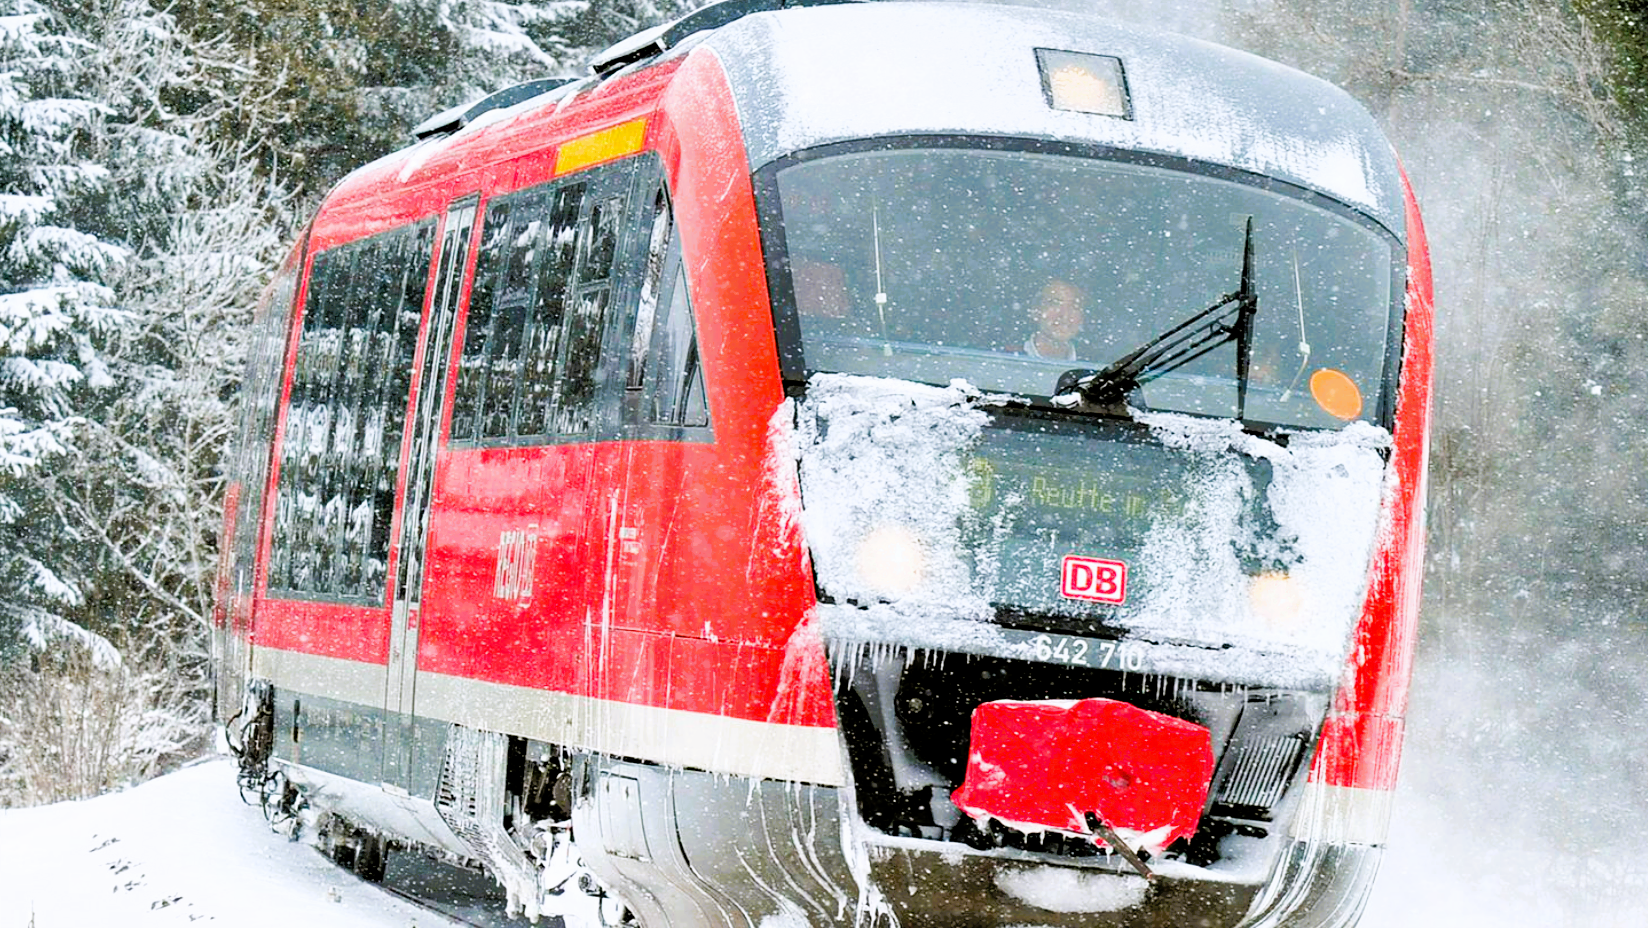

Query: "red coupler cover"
(950, 697), (1214, 854)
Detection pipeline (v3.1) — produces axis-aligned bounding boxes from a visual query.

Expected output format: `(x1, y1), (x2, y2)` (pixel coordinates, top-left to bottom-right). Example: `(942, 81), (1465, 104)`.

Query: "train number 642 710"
(1028, 634), (1147, 672)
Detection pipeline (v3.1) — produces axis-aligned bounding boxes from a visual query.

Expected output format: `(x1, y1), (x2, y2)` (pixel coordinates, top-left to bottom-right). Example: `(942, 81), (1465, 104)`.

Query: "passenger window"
(449, 155), (708, 446)
(452, 162), (641, 444)
(647, 259), (708, 427)
(517, 184), (585, 437)
(225, 240), (302, 613)
(557, 194), (622, 435)
(626, 183), (709, 430)
(480, 198), (541, 439)
(268, 220), (433, 602)
(627, 188), (672, 390)
(450, 198), (513, 442)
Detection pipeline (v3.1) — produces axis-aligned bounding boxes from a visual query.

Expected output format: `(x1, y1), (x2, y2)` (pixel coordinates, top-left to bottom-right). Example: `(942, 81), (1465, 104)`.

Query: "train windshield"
(767, 145), (1400, 429)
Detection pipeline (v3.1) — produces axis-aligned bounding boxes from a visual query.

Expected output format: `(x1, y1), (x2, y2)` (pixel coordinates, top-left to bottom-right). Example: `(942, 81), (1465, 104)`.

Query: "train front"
(715, 5), (1431, 927)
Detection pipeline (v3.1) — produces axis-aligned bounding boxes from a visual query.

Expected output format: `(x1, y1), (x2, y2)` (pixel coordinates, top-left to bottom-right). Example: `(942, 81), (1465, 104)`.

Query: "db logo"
(1061, 555), (1127, 605)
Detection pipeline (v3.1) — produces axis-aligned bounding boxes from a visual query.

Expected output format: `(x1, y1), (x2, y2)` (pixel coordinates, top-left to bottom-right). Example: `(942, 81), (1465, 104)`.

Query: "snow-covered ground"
(0, 758), (440, 928)
(4, 718), (1644, 928)
(1367, 783), (1648, 928)
(1360, 614), (1648, 928)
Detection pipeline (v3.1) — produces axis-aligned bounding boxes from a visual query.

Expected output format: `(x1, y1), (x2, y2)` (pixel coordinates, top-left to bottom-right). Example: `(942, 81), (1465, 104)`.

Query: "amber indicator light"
(556, 118), (648, 176)
(1310, 368), (1363, 420)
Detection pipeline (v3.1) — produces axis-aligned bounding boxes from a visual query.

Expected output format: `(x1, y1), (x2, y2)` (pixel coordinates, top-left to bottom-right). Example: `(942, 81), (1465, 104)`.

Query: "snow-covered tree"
(0, 0), (290, 804)
(0, 644), (197, 805)
(0, 0), (128, 663)
(55, 0), (287, 639)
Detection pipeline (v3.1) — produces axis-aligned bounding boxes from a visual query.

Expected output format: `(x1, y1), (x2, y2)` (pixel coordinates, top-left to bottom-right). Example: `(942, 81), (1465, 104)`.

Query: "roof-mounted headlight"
(1037, 48), (1131, 119)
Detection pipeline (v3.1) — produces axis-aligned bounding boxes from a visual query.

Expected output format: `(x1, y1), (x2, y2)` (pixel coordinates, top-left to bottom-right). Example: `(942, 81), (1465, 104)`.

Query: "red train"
(214, 2), (1434, 926)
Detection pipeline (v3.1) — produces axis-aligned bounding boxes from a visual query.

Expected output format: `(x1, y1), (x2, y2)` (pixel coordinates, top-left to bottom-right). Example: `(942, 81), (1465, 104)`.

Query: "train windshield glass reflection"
(773, 147), (1399, 428)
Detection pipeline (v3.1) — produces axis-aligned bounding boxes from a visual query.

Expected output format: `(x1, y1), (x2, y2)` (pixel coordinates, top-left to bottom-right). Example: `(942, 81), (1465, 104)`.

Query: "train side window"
(332, 241), (379, 594)
(321, 245), (368, 594)
(450, 197), (514, 442)
(626, 184), (708, 430)
(649, 260), (709, 427)
(583, 195), (622, 283)
(365, 225), (427, 572)
(268, 219), (434, 602)
(225, 236), (304, 616)
(517, 183), (585, 438)
(627, 187), (671, 390)
(449, 181), (589, 443)
(451, 158), (648, 445)
(556, 194), (622, 435)
(481, 191), (551, 439)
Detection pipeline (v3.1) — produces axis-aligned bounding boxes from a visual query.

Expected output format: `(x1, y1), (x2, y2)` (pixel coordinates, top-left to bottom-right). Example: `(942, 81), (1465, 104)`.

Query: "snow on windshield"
(795, 374), (1390, 686)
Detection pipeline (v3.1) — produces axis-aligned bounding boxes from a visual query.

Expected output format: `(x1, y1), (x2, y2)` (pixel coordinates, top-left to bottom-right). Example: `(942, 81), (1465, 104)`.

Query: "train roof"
(345, 0), (1405, 239)
(703, 2), (1404, 235)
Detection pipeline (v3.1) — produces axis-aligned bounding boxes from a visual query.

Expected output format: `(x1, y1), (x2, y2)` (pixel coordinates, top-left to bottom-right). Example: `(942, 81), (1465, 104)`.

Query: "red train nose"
(951, 697), (1215, 858)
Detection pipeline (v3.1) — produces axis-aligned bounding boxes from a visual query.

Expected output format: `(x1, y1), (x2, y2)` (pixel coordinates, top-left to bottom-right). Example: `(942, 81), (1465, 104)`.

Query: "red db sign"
(1061, 555), (1128, 605)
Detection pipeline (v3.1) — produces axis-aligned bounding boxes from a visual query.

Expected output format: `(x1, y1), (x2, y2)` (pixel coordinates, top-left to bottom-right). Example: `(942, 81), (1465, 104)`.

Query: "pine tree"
(0, 0), (292, 805)
(0, 1), (128, 664)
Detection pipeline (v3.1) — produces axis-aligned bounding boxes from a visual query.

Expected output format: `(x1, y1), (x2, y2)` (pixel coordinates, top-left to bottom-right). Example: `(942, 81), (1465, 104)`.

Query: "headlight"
(854, 524), (926, 597)
(1248, 571), (1305, 629)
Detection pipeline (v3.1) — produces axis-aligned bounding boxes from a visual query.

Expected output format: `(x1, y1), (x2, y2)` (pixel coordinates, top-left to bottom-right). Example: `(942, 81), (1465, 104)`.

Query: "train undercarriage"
(234, 633), (1372, 928)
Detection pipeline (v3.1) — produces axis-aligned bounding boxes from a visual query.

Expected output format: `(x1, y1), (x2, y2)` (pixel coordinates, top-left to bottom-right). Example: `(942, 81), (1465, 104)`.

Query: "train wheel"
(354, 834), (388, 883)
(329, 842), (357, 870)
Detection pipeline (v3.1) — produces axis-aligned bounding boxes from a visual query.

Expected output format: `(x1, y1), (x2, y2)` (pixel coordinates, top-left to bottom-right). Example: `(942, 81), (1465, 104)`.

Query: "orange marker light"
(1310, 368), (1363, 420)
(555, 118), (648, 176)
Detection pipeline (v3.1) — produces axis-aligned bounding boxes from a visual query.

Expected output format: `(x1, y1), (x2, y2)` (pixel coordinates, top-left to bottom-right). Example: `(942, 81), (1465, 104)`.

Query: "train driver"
(1019, 278), (1086, 361)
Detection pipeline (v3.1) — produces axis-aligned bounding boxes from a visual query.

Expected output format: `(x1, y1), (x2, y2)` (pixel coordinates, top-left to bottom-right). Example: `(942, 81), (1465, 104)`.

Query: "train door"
(384, 198), (478, 793)
(620, 201), (711, 613)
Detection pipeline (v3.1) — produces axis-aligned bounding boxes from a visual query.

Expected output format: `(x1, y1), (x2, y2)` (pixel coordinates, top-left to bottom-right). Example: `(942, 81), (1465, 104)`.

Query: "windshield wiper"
(1056, 217), (1259, 419)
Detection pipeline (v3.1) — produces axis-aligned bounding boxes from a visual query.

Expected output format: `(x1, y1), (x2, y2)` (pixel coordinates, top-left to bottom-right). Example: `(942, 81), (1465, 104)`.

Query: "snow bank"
(0, 759), (437, 928)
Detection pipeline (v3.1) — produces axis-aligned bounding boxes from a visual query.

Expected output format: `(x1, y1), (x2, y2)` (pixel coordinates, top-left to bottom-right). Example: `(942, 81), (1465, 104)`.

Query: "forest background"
(1, 0), (1645, 903)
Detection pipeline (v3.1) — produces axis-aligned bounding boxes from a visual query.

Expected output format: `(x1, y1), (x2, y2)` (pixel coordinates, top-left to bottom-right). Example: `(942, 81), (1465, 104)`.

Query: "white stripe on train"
(1290, 781), (1395, 846)
(253, 646), (845, 786)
